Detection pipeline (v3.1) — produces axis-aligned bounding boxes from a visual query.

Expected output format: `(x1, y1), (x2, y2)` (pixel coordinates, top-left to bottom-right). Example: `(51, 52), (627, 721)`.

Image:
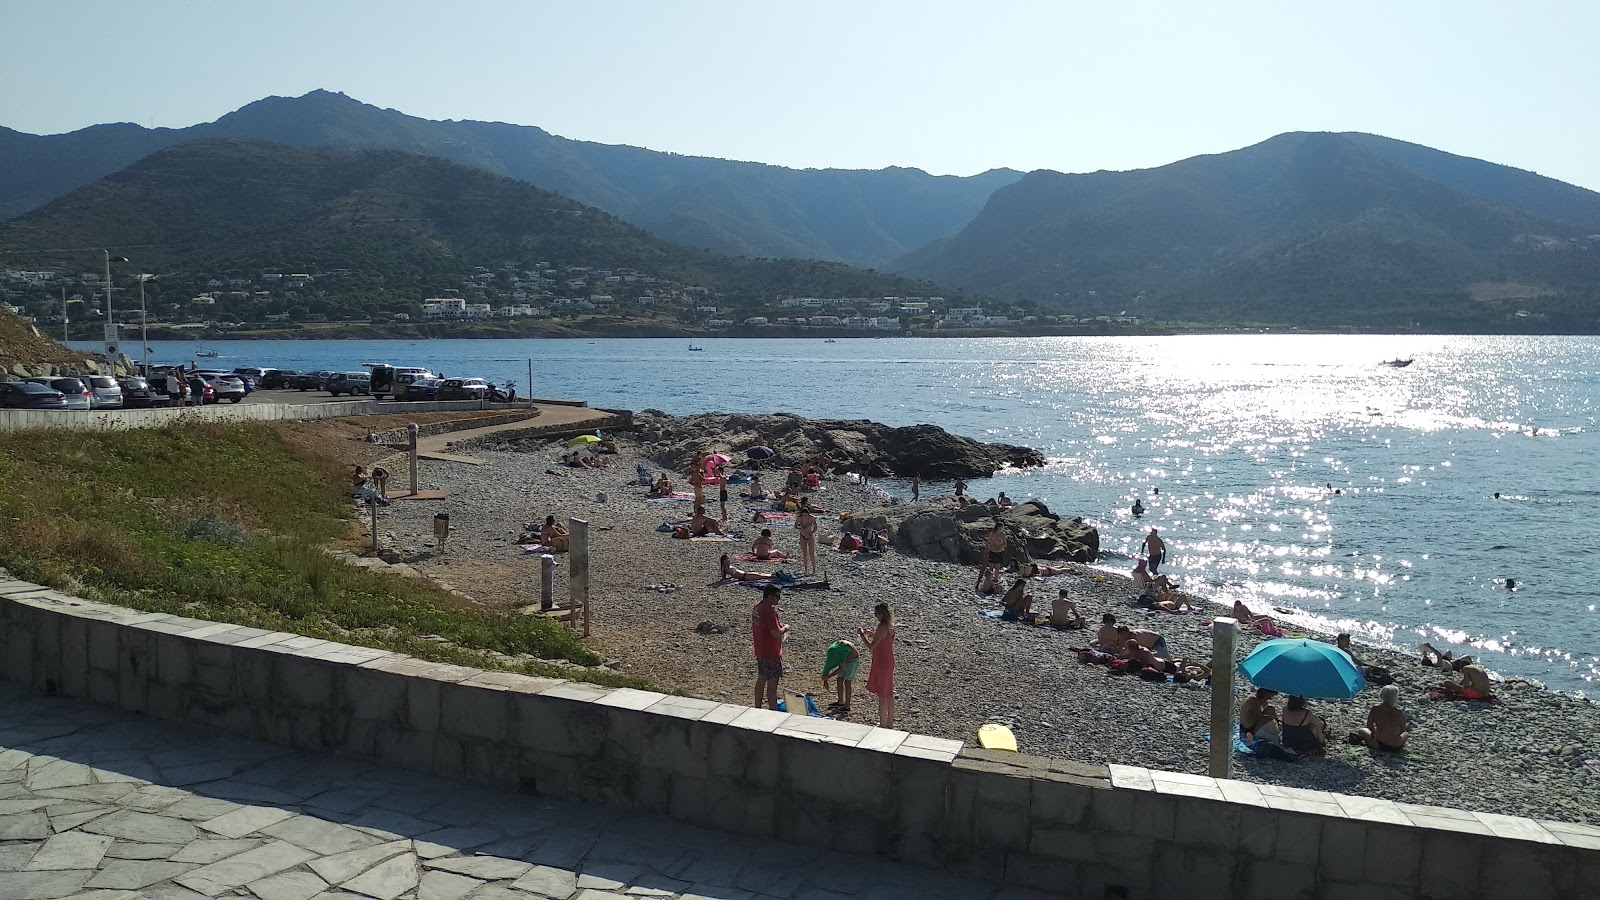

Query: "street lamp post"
(137, 274), (156, 374)
(103, 251), (129, 363)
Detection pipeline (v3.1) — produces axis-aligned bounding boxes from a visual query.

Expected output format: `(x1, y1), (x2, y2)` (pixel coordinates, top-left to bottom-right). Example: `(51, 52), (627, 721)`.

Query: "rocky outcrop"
(629, 411), (1044, 480)
(841, 498), (1098, 566)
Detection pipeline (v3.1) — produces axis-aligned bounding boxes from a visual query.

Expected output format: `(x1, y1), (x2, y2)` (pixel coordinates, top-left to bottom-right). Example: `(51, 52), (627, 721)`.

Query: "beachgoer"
(821, 640), (860, 711)
(1131, 558), (1153, 589)
(1152, 487), (1160, 495)
(719, 478), (730, 522)
(786, 466), (804, 494)
(860, 602), (896, 727)
(752, 585), (789, 710)
(998, 492), (1013, 508)
(1150, 588), (1189, 613)
(1335, 633), (1392, 683)
(370, 466), (389, 500)
(651, 473), (673, 497)
(720, 554), (772, 583)
(1132, 499), (1145, 517)
(1051, 590), (1086, 629)
(795, 506), (819, 574)
(977, 522), (1008, 591)
(1028, 562), (1068, 577)
(954, 478), (967, 499)
(351, 466), (368, 497)
(1357, 685), (1409, 752)
(1239, 688), (1279, 738)
(1119, 639), (1171, 673)
(690, 460), (706, 508)
(1144, 528), (1166, 574)
(1280, 697), (1326, 754)
(752, 528), (779, 560)
(1174, 658), (1211, 683)
(1097, 613), (1119, 651)
(1505, 577), (1517, 591)
(977, 568), (1004, 595)
(164, 372), (182, 405)
(541, 515), (570, 552)
(911, 474), (920, 502)
(1116, 625), (1170, 659)
(748, 475), (768, 500)
(1233, 600), (1284, 636)
(999, 577), (1032, 621)
(597, 436), (617, 454)
(690, 505), (725, 537)
(1438, 663), (1494, 700)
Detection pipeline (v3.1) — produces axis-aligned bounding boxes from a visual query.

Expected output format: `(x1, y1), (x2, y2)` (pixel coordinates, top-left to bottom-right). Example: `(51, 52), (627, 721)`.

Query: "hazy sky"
(5, 1), (1599, 189)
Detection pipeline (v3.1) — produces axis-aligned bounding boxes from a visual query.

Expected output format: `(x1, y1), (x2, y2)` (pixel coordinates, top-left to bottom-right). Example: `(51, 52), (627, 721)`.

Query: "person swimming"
(1131, 499), (1145, 517)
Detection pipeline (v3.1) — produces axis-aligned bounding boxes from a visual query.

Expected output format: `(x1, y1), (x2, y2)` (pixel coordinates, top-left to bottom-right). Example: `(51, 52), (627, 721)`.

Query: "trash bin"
(433, 513), (450, 548)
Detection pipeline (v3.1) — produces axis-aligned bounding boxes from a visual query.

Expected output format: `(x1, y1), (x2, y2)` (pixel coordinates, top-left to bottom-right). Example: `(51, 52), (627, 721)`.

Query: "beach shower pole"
(540, 554), (555, 612)
(569, 518), (590, 636)
(407, 424), (419, 495)
(1209, 617), (1239, 779)
(368, 498), (380, 553)
(527, 359), (533, 406)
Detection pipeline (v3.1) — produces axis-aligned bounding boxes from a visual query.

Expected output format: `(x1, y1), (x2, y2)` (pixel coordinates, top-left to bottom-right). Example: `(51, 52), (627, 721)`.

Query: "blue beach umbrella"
(1238, 639), (1366, 700)
(747, 446), (776, 461)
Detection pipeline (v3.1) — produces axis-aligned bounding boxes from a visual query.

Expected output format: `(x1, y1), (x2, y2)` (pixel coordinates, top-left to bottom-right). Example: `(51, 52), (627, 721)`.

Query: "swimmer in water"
(1505, 578), (1517, 591)
(1132, 499), (1145, 517)
(1493, 492), (1501, 499)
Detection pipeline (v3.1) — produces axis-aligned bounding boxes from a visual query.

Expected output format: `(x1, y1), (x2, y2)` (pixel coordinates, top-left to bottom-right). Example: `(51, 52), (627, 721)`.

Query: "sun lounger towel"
(518, 544), (552, 554)
(750, 511), (795, 519)
(689, 535), (737, 542)
(738, 553), (787, 562)
(1202, 733), (1259, 756)
(647, 493), (698, 502)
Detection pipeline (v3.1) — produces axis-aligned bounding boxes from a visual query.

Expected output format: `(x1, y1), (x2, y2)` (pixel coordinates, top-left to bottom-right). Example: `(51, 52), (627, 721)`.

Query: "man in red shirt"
(752, 585), (789, 710)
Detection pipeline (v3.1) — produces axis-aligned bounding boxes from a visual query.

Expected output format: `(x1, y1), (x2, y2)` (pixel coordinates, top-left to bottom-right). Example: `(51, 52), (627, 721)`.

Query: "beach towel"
(929, 571), (952, 580)
(647, 493), (698, 502)
(1202, 733), (1259, 757)
(689, 535), (737, 543)
(738, 553), (787, 562)
(518, 544), (552, 554)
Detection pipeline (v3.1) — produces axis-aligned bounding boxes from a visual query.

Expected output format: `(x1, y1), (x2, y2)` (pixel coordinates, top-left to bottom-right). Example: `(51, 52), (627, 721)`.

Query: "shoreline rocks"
(628, 411), (1045, 479)
(842, 498), (1099, 565)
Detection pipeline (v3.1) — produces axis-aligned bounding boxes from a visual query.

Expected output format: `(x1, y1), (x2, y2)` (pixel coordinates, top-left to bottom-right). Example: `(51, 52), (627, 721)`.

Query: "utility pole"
(61, 286), (68, 343)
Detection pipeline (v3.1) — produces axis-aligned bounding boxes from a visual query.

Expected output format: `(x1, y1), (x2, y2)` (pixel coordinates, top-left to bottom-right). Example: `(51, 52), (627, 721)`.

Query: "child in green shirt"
(821, 640), (861, 711)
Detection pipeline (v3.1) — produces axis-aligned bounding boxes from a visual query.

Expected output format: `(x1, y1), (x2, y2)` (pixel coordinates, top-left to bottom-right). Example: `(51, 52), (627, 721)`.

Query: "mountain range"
(0, 90), (1018, 266)
(6, 91), (1600, 329)
(0, 139), (940, 304)
(893, 132), (1600, 327)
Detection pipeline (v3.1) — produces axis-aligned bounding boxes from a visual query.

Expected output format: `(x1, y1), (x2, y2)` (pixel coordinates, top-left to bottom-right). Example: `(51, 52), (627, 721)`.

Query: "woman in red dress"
(861, 603), (897, 728)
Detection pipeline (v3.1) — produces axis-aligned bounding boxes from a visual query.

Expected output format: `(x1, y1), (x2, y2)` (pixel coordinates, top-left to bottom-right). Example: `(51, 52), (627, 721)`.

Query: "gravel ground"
(374, 438), (1600, 826)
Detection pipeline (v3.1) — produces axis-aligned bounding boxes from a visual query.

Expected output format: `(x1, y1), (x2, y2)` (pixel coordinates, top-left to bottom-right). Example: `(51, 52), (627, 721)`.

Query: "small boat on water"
(1382, 358), (1413, 368)
(824, 339), (837, 343)
(195, 349), (219, 358)
(688, 345), (704, 352)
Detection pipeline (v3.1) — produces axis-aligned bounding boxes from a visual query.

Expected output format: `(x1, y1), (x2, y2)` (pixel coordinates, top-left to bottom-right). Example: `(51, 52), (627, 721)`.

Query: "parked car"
(435, 377), (493, 401)
(117, 377), (163, 408)
(186, 375), (215, 405)
(232, 367), (270, 381)
(0, 381), (68, 410)
(260, 368), (298, 389)
(399, 377), (444, 401)
(201, 375), (246, 403)
(83, 374), (124, 409)
(369, 365), (435, 399)
(325, 372), (372, 397)
(289, 370), (335, 391)
(25, 377), (93, 410)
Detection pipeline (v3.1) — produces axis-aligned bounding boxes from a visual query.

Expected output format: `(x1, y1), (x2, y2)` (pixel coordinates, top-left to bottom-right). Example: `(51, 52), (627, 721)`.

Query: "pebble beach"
(374, 436), (1600, 827)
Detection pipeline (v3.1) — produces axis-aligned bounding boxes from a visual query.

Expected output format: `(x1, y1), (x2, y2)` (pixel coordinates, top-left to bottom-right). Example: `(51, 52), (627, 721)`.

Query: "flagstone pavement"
(0, 683), (1056, 900)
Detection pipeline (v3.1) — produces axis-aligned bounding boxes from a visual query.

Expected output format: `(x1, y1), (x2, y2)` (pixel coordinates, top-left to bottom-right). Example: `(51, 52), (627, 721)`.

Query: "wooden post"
(368, 499), (380, 553)
(407, 423), (420, 495)
(1210, 617), (1239, 779)
(569, 518), (590, 635)
(540, 554), (555, 612)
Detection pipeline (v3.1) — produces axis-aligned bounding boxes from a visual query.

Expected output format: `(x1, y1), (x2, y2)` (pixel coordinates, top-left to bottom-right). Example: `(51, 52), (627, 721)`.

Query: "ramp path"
(415, 404), (618, 465)
(0, 683), (1051, 900)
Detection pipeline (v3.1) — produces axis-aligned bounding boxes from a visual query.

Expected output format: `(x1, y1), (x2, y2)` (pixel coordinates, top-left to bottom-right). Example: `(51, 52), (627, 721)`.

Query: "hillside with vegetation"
(0, 90), (1021, 265)
(894, 132), (1600, 329)
(0, 139), (948, 319)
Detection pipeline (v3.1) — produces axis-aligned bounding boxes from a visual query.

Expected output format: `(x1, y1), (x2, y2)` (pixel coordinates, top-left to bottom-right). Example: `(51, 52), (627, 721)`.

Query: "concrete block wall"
(0, 579), (1594, 899)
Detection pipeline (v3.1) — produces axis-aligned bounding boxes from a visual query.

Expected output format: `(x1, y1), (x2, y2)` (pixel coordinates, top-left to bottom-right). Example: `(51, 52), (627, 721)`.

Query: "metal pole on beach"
(540, 554), (555, 612)
(368, 499), (380, 553)
(569, 518), (590, 636)
(408, 424), (420, 496)
(1209, 617), (1239, 779)
(527, 358), (533, 406)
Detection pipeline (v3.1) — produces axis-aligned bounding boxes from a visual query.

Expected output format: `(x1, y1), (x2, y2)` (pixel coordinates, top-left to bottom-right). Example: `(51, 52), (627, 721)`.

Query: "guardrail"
(0, 398), (533, 431)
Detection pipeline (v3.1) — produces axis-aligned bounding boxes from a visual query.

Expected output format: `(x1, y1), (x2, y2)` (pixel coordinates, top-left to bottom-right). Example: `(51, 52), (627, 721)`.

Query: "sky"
(5, 1), (1600, 190)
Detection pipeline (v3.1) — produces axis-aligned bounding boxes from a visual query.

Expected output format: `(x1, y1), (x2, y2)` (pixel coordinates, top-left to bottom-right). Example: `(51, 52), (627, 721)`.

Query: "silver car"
(83, 374), (124, 409)
(26, 376), (94, 410)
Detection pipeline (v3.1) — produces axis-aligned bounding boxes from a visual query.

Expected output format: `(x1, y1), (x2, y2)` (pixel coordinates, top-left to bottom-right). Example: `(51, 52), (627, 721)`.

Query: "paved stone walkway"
(0, 684), (1053, 900)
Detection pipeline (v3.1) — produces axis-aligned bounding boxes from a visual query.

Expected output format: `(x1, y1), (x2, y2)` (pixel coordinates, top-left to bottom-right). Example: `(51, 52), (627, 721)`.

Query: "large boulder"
(629, 411), (1044, 480)
(841, 498), (1098, 566)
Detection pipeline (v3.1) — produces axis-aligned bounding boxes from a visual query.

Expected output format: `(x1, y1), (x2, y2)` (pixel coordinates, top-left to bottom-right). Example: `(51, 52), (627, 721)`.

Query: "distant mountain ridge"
(0, 90), (1021, 265)
(893, 132), (1600, 328)
(0, 139), (945, 304)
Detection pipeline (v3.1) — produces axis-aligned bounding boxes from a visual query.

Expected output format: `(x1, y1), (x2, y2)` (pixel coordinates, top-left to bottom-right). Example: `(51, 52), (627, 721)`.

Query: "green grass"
(0, 422), (648, 689)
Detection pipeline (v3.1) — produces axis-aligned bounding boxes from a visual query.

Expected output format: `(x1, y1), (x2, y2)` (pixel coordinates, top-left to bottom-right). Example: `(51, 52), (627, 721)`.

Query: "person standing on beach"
(911, 473), (921, 502)
(1144, 528), (1167, 574)
(718, 475), (730, 522)
(690, 456), (706, 510)
(954, 478), (967, 500)
(861, 602), (896, 728)
(977, 522), (1007, 591)
(795, 503), (819, 575)
(752, 585), (789, 710)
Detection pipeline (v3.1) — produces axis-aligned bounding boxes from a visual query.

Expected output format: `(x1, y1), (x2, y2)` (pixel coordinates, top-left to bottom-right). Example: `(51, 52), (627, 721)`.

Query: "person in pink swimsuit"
(860, 602), (897, 728)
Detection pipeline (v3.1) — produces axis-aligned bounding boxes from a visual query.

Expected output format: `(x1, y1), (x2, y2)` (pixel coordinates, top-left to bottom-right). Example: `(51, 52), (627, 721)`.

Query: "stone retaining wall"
(0, 398), (515, 431)
(0, 580), (1593, 899)
(367, 410), (543, 447)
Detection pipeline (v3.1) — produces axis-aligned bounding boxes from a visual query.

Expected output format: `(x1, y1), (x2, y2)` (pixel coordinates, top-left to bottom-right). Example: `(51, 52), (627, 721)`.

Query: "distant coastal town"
(1, 262), (1146, 340)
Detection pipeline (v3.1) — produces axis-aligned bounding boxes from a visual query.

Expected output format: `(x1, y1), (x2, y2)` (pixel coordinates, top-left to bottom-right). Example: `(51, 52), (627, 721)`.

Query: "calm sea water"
(100, 335), (1600, 693)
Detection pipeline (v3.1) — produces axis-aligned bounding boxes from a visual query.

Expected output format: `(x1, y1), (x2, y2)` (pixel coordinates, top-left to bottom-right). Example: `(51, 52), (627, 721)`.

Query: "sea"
(89, 334), (1600, 694)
